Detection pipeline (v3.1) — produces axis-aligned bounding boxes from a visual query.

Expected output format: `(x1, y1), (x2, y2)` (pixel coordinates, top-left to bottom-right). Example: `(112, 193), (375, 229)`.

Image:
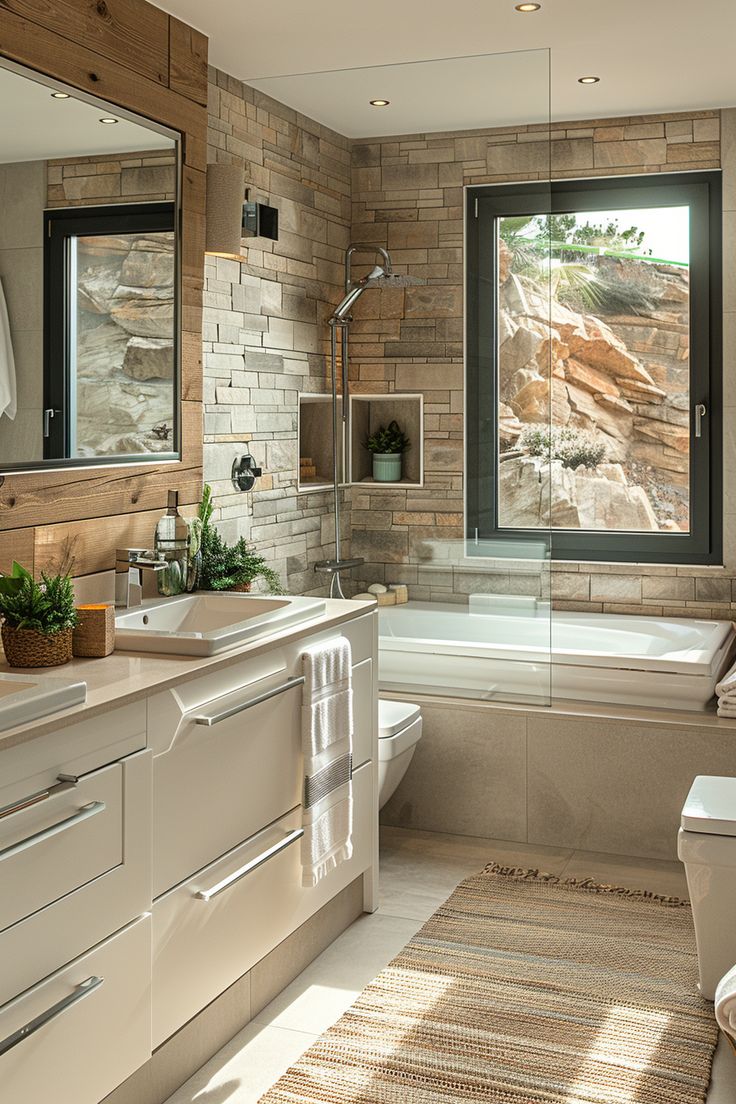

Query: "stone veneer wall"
(348, 110), (736, 620)
(46, 148), (176, 207)
(203, 67), (351, 596)
(203, 75), (736, 615)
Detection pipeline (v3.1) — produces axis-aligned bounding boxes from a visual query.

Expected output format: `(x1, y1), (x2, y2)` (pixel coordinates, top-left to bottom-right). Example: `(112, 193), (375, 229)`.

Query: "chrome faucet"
(115, 548), (167, 609)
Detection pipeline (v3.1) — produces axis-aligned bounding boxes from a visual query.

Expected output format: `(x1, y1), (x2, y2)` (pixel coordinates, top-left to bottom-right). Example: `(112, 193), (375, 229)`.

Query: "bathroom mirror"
(0, 59), (180, 473)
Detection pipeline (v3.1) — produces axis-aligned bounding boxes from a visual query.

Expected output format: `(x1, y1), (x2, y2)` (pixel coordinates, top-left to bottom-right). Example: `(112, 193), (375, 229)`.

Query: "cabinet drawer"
(0, 914), (151, 1104)
(0, 751), (151, 1006)
(152, 761), (374, 1046)
(153, 673), (303, 896)
(0, 701), (146, 805)
(0, 761), (123, 933)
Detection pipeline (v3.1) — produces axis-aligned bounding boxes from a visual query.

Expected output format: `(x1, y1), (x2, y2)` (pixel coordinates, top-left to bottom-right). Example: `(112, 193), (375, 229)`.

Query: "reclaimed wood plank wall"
(0, 0), (207, 576)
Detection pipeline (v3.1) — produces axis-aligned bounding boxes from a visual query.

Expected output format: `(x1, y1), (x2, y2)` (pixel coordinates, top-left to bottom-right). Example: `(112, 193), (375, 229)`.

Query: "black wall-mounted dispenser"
(242, 194), (279, 240)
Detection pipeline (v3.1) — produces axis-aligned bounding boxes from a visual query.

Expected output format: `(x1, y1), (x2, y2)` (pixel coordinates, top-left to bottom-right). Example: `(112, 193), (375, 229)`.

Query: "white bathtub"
(378, 601), (736, 711)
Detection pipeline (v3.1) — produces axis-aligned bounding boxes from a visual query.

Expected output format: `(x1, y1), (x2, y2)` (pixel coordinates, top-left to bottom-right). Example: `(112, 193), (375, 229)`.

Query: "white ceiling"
(155, 0), (736, 137)
(0, 64), (175, 164)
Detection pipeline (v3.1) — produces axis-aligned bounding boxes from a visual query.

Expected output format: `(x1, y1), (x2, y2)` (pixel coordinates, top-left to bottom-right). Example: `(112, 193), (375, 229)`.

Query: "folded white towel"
(716, 656), (736, 699)
(718, 702), (736, 717)
(0, 278), (17, 422)
(715, 964), (736, 1041)
(301, 639), (353, 887)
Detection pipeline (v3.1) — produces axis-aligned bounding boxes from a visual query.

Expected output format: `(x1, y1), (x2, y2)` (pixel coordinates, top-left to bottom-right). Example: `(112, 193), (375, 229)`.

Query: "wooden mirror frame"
(0, 0), (206, 580)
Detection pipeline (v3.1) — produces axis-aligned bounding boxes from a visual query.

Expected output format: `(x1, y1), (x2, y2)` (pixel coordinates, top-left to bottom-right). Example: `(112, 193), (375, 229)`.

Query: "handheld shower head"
(329, 250), (425, 323)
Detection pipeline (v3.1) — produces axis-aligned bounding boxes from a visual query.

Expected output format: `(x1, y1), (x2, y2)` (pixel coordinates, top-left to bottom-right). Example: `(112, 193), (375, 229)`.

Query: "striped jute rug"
(259, 864), (718, 1104)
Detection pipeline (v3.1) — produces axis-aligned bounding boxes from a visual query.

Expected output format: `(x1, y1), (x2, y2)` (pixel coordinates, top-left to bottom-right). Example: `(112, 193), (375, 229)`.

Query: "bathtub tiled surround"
(380, 697), (736, 861)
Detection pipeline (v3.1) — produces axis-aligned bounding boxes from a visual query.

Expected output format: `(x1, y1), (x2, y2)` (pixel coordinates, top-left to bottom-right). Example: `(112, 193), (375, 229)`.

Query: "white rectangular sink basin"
(0, 672), (87, 733)
(114, 593), (327, 656)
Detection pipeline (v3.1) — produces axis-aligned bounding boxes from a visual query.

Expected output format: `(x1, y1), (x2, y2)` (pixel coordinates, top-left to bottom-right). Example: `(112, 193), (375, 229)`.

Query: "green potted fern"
(365, 420), (411, 482)
(0, 562), (78, 667)
(197, 485), (284, 594)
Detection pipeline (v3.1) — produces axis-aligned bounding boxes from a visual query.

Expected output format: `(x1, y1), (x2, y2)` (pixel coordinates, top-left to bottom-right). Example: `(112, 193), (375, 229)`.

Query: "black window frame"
(42, 201), (179, 466)
(466, 171), (722, 565)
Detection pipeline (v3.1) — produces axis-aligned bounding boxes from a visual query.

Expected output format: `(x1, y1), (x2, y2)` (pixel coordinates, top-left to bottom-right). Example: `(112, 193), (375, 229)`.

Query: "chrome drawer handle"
(0, 801), (106, 862)
(0, 976), (103, 1057)
(195, 828), (304, 902)
(0, 774), (78, 822)
(193, 676), (305, 727)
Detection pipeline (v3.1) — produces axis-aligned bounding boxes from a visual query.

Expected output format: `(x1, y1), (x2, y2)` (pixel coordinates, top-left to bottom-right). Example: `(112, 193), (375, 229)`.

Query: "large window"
(466, 173), (722, 563)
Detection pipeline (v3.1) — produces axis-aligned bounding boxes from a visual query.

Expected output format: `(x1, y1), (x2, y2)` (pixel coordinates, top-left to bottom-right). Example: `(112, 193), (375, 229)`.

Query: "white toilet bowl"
(678, 775), (736, 1000)
(378, 700), (422, 809)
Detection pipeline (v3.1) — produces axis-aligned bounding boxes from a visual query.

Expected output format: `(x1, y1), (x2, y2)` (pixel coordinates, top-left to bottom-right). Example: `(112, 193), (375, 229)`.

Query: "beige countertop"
(0, 598), (376, 753)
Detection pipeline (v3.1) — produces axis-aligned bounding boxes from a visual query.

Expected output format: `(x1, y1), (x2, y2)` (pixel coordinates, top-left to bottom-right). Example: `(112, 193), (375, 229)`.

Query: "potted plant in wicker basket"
(365, 420), (411, 483)
(198, 485), (284, 594)
(0, 562), (78, 668)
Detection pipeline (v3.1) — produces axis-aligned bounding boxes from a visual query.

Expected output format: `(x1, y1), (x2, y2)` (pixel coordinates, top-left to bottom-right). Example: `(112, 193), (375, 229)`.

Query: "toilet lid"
(681, 775), (736, 836)
(379, 700), (421, 739)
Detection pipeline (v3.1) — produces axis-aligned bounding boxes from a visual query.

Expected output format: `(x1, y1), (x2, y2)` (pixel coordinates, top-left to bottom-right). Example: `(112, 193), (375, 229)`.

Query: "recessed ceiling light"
(99, 117), (119, 124)
(515, 3), (541, 10)
(51, 91), (70, 99)
(369, 99), (390, 107)
(578, 76), (600, 84)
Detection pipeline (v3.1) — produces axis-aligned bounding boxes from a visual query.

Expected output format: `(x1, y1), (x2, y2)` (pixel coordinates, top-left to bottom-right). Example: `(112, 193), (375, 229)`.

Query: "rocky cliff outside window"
(44, 202), (177, 462)
(466, 173), (722, 564)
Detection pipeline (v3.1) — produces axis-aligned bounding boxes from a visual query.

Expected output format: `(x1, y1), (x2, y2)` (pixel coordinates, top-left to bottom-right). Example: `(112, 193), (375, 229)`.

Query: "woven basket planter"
(1, 625), (73, 668)
(231, 581), (252, 593)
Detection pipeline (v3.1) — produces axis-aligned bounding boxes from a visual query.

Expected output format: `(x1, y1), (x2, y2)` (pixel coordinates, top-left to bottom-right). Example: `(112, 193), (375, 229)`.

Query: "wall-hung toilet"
(378, 700), (422, 809)
(678, 775), (736, 1000)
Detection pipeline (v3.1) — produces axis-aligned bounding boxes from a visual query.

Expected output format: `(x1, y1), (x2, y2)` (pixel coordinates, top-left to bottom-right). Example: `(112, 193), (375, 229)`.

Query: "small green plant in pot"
(197, 485), (285, 594)
(0, 562), (78, 667)
(365, 420), (410, 483)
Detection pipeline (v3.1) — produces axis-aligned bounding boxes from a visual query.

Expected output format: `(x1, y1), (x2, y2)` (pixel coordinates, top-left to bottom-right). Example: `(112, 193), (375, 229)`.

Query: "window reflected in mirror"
(0, 60), (180, 472)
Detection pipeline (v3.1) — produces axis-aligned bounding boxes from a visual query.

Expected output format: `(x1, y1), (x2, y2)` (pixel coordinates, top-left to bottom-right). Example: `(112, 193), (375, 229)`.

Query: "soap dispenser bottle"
(154, 490), (189, 596)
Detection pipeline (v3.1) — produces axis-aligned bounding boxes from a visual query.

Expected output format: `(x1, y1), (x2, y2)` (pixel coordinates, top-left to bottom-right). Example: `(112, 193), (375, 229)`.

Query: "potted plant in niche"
(197, 485), (285, 594)
(0, 562), (78, 667)
(365, 420), (411, 483)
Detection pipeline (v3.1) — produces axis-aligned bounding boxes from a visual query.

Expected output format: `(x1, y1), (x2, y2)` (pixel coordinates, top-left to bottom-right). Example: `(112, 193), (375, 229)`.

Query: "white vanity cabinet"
(0, 704), (152, 1104)
(148, 609), (378, 1044)
(0, 703), (151, 1005)
(0, 605), (378, 1104)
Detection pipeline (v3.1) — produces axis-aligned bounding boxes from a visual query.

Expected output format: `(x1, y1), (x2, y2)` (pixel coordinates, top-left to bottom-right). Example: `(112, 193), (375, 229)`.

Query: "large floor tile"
(379, 825), (573, 921)
(562, 848), (689, 899)
(164, 1022), (317, 1104)
(708, 1036), (736, 1104)
(252, 911), (420, 1035)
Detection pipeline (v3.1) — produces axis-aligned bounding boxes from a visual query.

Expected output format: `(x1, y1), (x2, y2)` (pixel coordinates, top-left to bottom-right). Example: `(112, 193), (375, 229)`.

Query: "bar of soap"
(367, 583), (387, 594)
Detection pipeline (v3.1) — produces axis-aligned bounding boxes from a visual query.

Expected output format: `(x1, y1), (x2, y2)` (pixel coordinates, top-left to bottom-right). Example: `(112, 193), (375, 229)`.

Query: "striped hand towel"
(301, 639), (353, 887)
